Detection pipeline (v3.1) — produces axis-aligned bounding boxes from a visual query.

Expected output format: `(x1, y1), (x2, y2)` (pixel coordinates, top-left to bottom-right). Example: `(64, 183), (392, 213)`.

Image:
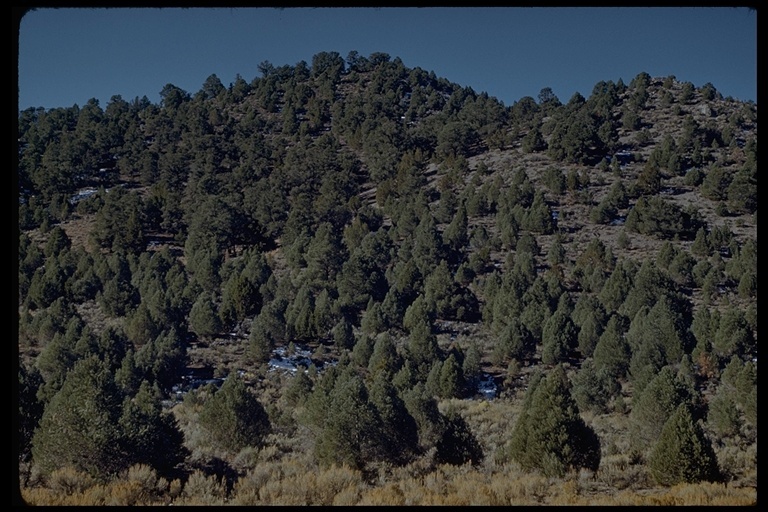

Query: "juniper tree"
(31, 356), (127, 479)
(597, 257), (636, 313)
(434, 406), (484, 466)
(284, 367), (313, 407)
(368, 371), (420, 465)
(541, 301), (578, 365)
(119, 380), (189, 476)
(713, 305), (755, 360)
(571, 358), (619, 414)
(648, 404), (721, 486)
(508, 364), (601, 477)
(18, 361), (44, 463)
(198, 373), (271, 453)
(367, 332), (402, 378)
(629, 365), (696, 453)
(626, 295), (693, 394)
(188, 291), (222, 340)
(313, 371), (385, 470)
(491, 317), (533, 366)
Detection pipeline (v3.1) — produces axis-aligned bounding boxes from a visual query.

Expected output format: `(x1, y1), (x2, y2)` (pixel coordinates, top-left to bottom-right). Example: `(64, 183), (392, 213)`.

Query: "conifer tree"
(629, 365), (694, 452)
(541, 302), (578, 365)
(18, 361), (44, 463)
(491, 317), (533, 366)
(313, 371), (384, 469)
(188, 291), (222, 339)
(434, 406), (484, 466)
(437, 353), (465, 399)
(648, 404), (721, 486)
(571, 358), (619, 414)
(367, 332), (402, 378)
(248, 308), (277, 365)
(31, 356), (127, 479)
(198, 373), (271, 453)
(284, 367), (313, 407)
(119, 380), (189, 476)
(508, 365), (600, 477)
(368, 371), (420, 465)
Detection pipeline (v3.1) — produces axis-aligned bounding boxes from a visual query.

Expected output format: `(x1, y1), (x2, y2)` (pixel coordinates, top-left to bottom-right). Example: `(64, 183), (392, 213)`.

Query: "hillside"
(17, 52), (757, 505)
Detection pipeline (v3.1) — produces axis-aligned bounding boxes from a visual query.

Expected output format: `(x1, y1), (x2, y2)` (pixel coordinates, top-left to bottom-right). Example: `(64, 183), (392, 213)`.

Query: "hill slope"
(17, 52), (757, 504)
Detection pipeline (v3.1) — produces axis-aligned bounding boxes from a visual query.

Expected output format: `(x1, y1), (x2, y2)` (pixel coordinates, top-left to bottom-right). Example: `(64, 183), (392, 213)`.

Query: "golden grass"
(20, 458), (757, 506)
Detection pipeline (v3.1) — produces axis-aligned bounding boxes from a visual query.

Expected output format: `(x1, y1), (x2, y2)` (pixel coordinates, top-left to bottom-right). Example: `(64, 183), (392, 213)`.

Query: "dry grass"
(20, 454), (757, 506)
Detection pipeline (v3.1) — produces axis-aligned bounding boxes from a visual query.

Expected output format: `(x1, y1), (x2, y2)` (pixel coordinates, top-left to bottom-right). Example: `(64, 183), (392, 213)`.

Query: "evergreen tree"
(541, 301), (578, 365)
(119, 380), (189, 476)
(598, 258), (636, 313)
(713, 305), (755, 360)
(437, 353), (465, 399)
(707, 384), (742, 438)
(434, 406), (484, 466)
(571, 358), (620, 414)
(31, 356), (127, 479)
(491, 317), (533, 366)
(592, 314), (631, 381)
(629, 366), (694, 452)
(367, 332), (402, 378)
(248, 314), (275, 365)
(405, 322), (441, 381)
(508, 365), (600, 477)
(368, 371), (420, 465)
(18, 361), (45, 463)
(626, 295), (693, 394)
(442, 203), (469, 258)
(198, 373), (271, 453)
(648, 404), (721, 486)
(188, 291), (222, 339)
(284, 368), (313, 407)
(285, 282), (316, 341)
(313, 371), (385, 470)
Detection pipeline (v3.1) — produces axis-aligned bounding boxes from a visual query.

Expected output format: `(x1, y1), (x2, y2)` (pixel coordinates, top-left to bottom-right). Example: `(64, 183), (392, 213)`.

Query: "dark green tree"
(592, 313), (631, 382)
(491, 317), (533, 366)
(119, 380), (189, 476)
(648, 404), (721, 486)
(598, 258), (636, 313)
(313, 371), (385, 470)
(367, 332), (402, 378)
(434, 406), (484, 466)
(713, 305), (755, 360)
(541, 304), (578, 365)
(31, 356), (127, 479)
(571, 358), (620, 414)
(707, 383), (742, 438)
(629, 366), (695, 452)
(368, 371), (420, 465)
(437, 353), (465, 399)
(188, 291), (222, 340)
(248, 313), (275, 365)
(627, 297), (692, 395)
(284, 368), (314, 407)
(18, 361), (45, 463)
(198, 373), (271, 453)
(508, 365), (601, 477)
(336, 229), (391, 312)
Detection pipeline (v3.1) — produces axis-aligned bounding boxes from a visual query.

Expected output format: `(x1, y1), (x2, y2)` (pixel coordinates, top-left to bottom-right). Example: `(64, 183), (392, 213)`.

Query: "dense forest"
(16, 51), (757, 505)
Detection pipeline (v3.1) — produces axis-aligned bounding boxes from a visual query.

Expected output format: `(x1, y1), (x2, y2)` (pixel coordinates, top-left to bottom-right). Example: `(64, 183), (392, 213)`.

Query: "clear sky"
(17, 6), (758, 112)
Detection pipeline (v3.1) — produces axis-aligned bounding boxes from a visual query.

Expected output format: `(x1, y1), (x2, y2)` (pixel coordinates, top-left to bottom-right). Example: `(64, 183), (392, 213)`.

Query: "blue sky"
(17, 6), (757, 112)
